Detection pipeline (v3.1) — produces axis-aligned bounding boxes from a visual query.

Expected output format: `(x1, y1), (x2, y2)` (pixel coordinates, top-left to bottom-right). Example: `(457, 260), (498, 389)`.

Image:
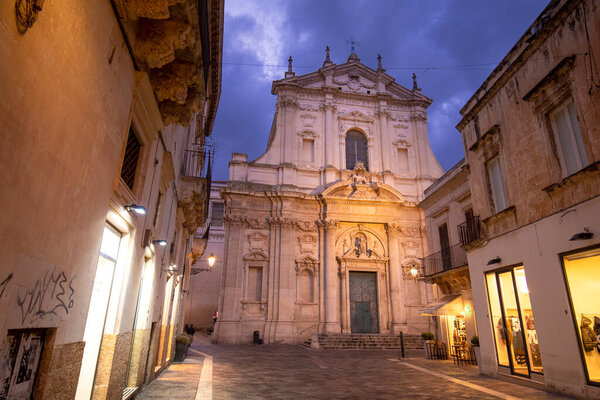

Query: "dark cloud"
(211, 0), (549, 179)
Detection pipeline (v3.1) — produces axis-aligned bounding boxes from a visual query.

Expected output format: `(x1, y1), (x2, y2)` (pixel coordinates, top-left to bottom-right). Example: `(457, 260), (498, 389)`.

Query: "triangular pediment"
(273, 59), (431, 103)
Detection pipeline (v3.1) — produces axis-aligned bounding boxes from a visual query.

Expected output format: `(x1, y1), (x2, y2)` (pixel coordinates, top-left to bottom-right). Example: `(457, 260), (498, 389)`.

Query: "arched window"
(345, 130), (369, 170)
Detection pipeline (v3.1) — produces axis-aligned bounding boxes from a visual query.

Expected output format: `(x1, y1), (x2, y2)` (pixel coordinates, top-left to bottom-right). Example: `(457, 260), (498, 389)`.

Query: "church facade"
(215, 50), (445, 344)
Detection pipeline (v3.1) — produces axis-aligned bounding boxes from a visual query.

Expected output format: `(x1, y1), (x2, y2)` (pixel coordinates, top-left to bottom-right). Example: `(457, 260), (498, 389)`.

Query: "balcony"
(177, 142), (213, 234)
(423, 244), (468, 277)
(458, 216), (482, 247)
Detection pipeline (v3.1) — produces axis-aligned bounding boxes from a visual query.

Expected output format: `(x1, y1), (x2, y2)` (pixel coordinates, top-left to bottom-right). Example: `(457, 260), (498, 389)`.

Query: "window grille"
(345, 130), (369, 170)
(121, 128), (141, 191)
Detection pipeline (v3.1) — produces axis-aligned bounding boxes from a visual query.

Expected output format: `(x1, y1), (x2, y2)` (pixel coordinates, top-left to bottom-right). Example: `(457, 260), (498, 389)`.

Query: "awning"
(419, 294), (463, 316)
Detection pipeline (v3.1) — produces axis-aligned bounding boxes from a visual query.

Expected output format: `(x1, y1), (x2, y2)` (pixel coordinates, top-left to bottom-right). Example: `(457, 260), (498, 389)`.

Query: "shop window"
(247, 266), (262, 301)
(210, 203), (224, 227)
(562, 247), (600, 384)
(345, 130), (369, 171)
(397, 148), (409, 171)
(120, 128), (142, 191)
(486, 156), (508, 213)
(485, 265), (543, 377)
(550, 100), (588, 177)
(0, 329), (46, 399)
(302, 139), (314, 163)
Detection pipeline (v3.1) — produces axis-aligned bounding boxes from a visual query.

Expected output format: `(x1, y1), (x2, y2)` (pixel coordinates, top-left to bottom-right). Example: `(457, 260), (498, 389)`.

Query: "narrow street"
(136, 336), (569, 400)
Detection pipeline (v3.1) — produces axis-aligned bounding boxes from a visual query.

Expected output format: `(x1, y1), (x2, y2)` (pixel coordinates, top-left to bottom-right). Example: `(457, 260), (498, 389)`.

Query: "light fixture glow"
(152, 239), (167, 246)
(464, 305), (472, 316)
(410, 266), (419, 278)
(208, 254), (216, 268)
(125, 204), (147, 215)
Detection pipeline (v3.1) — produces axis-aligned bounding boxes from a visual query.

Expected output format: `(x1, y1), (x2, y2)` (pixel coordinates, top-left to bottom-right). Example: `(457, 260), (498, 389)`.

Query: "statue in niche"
(353, 232), (371, 257)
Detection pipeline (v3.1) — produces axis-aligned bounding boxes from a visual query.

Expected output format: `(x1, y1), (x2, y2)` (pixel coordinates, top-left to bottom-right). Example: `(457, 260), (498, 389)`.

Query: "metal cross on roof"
(346, 35), (360, 54)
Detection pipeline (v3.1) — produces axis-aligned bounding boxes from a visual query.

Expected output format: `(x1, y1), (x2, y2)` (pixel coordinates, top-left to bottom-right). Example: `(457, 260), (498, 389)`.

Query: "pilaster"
(386, 223), (406, 332)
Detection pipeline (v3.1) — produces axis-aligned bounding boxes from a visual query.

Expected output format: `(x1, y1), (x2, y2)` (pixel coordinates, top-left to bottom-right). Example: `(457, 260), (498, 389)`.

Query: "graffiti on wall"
(0, 274), (13, 298)
(16, 270), (75, 325)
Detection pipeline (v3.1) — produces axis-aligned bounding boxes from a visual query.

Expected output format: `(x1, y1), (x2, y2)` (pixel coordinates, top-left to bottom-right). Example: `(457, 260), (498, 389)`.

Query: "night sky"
(210, 0), (550, 180)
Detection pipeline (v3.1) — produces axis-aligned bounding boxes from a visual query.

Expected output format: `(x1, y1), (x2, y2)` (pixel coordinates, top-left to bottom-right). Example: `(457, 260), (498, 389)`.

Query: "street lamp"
(191, 254), (217, 275)
(410, 266), (419, 278)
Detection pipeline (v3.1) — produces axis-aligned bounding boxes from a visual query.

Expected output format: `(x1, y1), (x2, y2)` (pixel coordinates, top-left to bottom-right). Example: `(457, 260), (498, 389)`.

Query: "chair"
(433, 341), (448, 360)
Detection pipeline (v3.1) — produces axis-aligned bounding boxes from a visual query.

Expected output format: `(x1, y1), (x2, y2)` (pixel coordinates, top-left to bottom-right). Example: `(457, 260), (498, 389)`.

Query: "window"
(247, 267), (262, 301)
(486, 156), (508, 213)
(550, 100), (588, 177)
(438, 223), (451, 270)
(302, 139), (314, 163)
(210, 203), (224, 227)
(299, 270), (314, 303)
(486, 266), (543, 377)
(397, 148), (409, 171)
(562, 247), (600, 385)
(120, 128), (142, 191)
(345, 130), (369, 171)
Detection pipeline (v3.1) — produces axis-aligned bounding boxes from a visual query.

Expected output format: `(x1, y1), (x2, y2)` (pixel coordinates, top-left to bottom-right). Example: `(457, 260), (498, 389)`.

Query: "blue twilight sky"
(209, 0), (550, 180)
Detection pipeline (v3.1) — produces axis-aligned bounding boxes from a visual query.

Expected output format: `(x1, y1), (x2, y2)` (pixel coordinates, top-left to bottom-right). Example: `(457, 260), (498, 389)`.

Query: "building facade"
(418, 159), (477, 354)
(184, 181), (227, 330)
(215, 51), (445, 344)
(457, 0), (600, 397)
(0, 1), (223, 399)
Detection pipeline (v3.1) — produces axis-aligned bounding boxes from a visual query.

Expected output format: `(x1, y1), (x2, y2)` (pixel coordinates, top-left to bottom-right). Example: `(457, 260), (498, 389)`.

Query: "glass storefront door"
(562, 246), (600, 385)
(486, 265), (543, 377)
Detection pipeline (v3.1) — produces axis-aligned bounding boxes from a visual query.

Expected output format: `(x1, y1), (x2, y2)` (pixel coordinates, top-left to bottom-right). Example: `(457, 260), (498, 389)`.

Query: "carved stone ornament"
(223, 215), (269, 229)
(247, 232), (268, 251)
(298, 234), (317, 254)
(385, 223), (402, 234)
(295, 255), (319, 274)
(317, 219), (339, 230)
(392, 137), (412, 148)
(135, 19), (197, 69)
(150, 62), (201, 104)
(300, 113), (317, 128)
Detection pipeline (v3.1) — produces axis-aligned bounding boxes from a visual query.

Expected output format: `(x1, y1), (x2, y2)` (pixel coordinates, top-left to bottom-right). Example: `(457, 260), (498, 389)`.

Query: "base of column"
(321, 322), (341, 334)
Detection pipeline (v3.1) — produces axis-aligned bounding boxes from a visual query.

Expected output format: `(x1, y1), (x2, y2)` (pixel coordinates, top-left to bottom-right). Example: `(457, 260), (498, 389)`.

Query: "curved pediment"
(320, 166), (406, 203)
(243, 250), (269, 262)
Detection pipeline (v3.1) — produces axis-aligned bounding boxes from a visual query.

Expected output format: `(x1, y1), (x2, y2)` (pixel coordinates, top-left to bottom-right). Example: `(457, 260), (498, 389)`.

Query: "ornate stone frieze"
(317, 219), (339, 230)
(224, 215), (270, 228)
(410, 110), (428, 122)
(385, 223), (402, 234)
(297, 103), (321, 111)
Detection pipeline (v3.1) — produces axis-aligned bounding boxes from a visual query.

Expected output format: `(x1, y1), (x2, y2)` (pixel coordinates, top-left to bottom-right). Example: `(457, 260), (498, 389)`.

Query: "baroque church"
(215, 49), (445, 344)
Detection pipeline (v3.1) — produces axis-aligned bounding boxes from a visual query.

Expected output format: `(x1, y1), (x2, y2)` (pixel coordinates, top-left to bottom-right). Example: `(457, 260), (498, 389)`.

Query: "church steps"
(302, 334), (424, 350)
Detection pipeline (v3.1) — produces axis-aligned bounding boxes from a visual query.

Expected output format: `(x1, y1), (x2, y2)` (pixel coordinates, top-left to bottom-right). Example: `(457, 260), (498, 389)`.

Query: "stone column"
(322, 219), (340, 333)
(386, 223), (405, 333)
(324, 102), (333, 167)
(378, 107), (390, 171)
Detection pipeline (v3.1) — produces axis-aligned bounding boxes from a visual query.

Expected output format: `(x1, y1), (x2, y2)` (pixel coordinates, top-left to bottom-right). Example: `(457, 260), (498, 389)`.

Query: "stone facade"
(457, 0), (600, 397)
(418, 159), (476, 353)
(216, 51), (444, 344)
(184, 181), (227, 330)
(0, 1), (223, 399)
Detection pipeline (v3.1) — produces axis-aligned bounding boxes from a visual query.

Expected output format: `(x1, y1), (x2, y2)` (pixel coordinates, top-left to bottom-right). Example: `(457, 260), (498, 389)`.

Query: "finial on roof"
(285, 55), (295, 78)
(377, 54), (385, 72)
(323, 45), (334, 67)
(345, 35), (361, 62)
(412, 73), (421, 92)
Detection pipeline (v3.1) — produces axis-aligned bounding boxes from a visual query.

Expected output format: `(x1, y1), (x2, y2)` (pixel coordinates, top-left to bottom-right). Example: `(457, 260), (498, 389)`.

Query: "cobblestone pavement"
(135, 337), (571, 400)
(195, 341), (570, 400)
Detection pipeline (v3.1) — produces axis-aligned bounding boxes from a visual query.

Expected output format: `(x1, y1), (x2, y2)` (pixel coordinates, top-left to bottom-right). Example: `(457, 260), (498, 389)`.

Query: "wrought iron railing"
(423, 243), (468, 277)
(458, 216), (482, 247)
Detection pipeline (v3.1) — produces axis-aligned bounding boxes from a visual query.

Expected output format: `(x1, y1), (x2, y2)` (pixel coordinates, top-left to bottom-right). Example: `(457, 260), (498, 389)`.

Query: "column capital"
(317, 219), (339, 231)
(385, 223), (402, 235)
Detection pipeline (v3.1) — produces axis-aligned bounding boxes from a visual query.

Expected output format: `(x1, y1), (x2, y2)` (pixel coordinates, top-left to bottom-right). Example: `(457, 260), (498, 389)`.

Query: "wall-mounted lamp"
(125, 204), (147, 215)
(410, 266), (419, 278)
(570, 228), (593, 241)
(487, 257), (501, 265)
(191, 254), (217, 275)
(152, 239), (167, 246)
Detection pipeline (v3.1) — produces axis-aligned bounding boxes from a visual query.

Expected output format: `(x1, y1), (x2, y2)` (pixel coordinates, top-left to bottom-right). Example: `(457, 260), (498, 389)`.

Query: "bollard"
(400, 331), (405, 358)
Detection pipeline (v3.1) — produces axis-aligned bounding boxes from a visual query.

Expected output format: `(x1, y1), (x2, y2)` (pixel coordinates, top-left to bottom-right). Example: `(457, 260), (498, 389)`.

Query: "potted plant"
(471, 335), (481, 367)
(174, 334), (192, 362)
(421, 332), (434, 359)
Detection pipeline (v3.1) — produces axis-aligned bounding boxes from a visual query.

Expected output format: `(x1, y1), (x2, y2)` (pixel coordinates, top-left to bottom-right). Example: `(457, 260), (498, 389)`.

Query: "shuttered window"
(248, 267), (262, 301)
(120, 128), (141, 191)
